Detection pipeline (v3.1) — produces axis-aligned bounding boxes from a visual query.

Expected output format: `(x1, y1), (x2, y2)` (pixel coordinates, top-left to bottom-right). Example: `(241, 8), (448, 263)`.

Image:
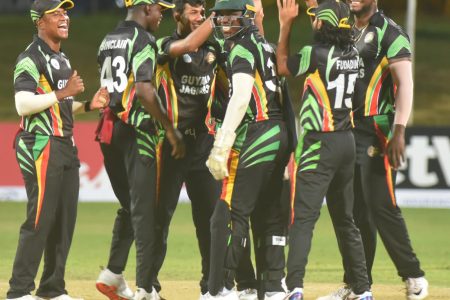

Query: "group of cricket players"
(7, 0), (429, 299)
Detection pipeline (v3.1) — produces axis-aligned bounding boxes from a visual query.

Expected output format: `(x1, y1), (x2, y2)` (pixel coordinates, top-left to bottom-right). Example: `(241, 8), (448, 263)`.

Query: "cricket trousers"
(209, 120), (289, 296)
(99, 120), (160, 292)
(151, 129), (218, 294)
(8, 132), (80, 299)
(152, 129), (257, 294)
(343, 115), (424, 285)
(286, 130), (370, 294)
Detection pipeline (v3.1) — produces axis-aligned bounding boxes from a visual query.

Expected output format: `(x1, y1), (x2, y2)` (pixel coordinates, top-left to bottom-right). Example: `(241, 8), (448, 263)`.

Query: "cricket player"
(94, 1), (185, 300)
(7, 0), (109, 299)
(205, 0), (290, 299)
(318, 0), (428, 299)
(153, 1), (263, 298)
(276, 0), (372, 299)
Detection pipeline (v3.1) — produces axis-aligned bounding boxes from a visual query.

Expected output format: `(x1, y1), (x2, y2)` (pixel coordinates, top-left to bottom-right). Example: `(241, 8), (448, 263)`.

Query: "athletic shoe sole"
(96, 283), (130, 300)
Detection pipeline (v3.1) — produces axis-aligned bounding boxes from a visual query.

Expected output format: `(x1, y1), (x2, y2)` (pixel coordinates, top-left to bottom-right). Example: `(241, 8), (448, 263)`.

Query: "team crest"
(205, 52), (216, 64)
(367, 145), (380, 157)
(50, 58), (60, 70)
(364, 32), (375, 44)
(183, 54), (192, 63)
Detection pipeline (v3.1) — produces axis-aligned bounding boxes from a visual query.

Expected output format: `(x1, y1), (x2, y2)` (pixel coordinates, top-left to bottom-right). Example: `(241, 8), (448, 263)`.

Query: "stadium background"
(0, 0), (449, 299)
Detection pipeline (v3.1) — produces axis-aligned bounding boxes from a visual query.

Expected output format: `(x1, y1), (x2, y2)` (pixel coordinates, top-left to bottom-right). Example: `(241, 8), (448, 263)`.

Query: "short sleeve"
(157, 36), (172, 65)
(228, 43), (255, 76)
(287, 46), (313, 77)
(14, 54), (40, 93)
(384, 26), (411, 60)
(132, 33), (157, 82)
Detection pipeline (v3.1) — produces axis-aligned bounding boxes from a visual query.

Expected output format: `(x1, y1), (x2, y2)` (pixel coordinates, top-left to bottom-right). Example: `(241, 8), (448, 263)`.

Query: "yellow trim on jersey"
(364, 57), (389, 116)
(309, 71), (334, 131)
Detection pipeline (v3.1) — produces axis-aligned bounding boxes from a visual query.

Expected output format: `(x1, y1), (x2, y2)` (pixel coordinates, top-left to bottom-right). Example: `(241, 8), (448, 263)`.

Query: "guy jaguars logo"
(183, 54), (192, 63)
(364, 32), (375, 44)
(50, 58), (60, 70)
(205, 52), (216, 64)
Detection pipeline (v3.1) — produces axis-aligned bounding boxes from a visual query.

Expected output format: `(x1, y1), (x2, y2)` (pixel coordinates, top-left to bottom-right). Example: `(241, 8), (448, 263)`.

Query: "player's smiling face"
(216, 10), (243, 39)
(346, 0), (376, 16)
(39, 8), (70, 40)
(147, 4), (164, 32)
(180, 3), (205, 34)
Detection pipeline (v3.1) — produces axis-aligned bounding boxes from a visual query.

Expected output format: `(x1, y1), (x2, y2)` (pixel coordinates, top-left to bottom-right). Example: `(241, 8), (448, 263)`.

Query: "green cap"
(307, 0), (351, 29)
(30, 0), (74, 23)
(124, 0), (175, 9)
(210, 0), (256, 13)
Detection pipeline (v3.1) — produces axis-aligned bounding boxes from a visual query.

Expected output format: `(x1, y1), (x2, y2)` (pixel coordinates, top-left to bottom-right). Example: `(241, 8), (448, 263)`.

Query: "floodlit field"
(0, 202), (449, 299)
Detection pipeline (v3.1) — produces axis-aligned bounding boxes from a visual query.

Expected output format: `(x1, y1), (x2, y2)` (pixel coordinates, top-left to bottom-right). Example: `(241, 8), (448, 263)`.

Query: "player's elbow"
(15, 98), (29, 116)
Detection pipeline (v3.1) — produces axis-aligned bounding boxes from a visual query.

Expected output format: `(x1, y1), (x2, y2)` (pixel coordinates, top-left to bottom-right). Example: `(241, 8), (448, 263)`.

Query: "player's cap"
(210, 0), (256, 13)
(30, 0), (74, 23)
(124, 0), (175, 9)
(307, 0), (351, 29)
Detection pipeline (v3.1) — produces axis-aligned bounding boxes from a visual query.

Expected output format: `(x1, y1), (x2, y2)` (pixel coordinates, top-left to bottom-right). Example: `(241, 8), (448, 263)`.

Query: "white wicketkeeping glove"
(206, 128), (236, 180)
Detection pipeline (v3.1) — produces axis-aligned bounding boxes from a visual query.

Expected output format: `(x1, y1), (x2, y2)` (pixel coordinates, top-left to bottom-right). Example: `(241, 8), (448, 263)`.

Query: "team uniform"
(8, 35), (80, 299)
(96, 20), (161, 293)
(208, 26), (289, 295)
(343, 11), (425, 285)
(152, 32), (222, 295)
(284, 41), (370, 295)
(153, 32), (259, 295)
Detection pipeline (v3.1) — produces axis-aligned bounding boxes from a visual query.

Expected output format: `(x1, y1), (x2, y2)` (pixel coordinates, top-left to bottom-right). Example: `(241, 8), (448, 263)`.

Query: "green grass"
(0, 11), (450, 125)
(0, 202), (449, 288)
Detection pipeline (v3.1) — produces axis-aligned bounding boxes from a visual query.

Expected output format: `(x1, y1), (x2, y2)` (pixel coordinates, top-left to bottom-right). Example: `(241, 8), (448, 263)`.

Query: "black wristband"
(84, 101), (92, 112)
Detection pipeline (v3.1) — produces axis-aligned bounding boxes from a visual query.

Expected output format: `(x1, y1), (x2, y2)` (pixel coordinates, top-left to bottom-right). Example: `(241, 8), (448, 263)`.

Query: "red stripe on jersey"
(369, 69), (389, 115)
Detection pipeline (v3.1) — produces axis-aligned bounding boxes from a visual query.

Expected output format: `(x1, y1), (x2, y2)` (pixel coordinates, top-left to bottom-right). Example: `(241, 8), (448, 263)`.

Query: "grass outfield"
(0, 202), (449, 299)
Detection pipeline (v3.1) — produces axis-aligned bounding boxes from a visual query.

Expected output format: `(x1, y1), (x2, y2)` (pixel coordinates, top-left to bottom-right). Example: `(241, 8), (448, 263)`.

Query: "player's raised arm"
(276, 0), (299, 76)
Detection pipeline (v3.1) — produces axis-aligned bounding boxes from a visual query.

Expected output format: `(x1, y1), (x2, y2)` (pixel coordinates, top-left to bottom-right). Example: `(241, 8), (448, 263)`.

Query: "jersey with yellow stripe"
(97, 21), (157, 132)
(352, 11), (411, 118)
(14, 35), (74, 137)
(287, 43), (359, 132)
(156, 32), (222, 130)
(225, 27), (283, 124)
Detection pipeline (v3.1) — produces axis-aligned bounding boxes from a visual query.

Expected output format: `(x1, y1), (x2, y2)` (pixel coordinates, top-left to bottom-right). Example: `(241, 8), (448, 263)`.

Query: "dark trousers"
(343, 116), (424, 285)
(286, 130), (370, 294)
(209, 121), (289, 296)
(100, 120), (159, 292)
(152, 130), (257, 295)
(8, 132), (80, 298)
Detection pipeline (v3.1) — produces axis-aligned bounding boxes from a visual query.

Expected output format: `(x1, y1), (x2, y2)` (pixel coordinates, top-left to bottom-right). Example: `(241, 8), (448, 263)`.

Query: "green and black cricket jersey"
(352, 11), (411, 118)
(156, 32), (224, 130)
(287, 43), (359, 132)
(14, 35), (74, 137)
(97, 20), (157, 132)
(223, 27), (284, 124)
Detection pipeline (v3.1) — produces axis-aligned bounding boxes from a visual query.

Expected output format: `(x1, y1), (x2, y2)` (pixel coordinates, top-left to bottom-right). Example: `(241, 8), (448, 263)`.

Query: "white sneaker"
(316, 285), (352, 300)
(49, 295), (84, 300)
(133, 288), (159, 300)
(202, 288), (239, 299)
(199, 293), (209, 300)
(346, 291), (373, 300)
(237, 289), (258, 300)
(405, 277), (429, 300)
(286, 288), (304, 300)
(96, 268), (134, 300)
(264, 291), (287, 300)
(7, 296), (38, 300)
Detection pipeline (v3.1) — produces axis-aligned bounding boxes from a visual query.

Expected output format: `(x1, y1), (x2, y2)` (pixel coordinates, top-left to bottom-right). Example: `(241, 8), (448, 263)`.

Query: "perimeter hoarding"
(0, 122), (449, 207)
